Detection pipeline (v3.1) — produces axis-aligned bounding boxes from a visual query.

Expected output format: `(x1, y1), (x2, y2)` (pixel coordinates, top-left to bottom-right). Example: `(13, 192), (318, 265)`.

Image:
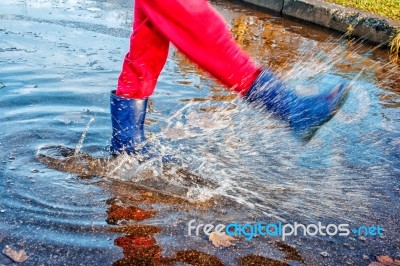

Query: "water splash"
(103, 39), (396, 223)
(74, 116), (94, 155)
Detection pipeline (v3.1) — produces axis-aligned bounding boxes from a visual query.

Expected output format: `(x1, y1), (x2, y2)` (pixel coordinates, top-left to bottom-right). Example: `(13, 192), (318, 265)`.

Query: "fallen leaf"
(377, 255), (395, 266)
(2, 245), (29, 263)
(369, 262), (385, 266)
(209, 232), (236, 248)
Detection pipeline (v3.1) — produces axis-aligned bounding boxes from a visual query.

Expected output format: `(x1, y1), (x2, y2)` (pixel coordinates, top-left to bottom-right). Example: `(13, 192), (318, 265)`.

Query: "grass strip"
(325, 0), (400, 21)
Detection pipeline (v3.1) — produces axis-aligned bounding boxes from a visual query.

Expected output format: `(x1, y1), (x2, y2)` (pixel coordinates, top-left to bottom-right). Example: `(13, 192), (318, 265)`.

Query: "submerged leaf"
(368, 263), (386, 266)
(377, 255), (395, 266)
(2, 245), (29, 263)
(209, 232), (236, 248)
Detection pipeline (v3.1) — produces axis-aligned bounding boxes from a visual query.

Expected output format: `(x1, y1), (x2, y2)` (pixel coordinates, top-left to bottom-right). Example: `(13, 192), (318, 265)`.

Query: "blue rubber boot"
(110, 90), (148, 154)
(245, 69), (350, 140)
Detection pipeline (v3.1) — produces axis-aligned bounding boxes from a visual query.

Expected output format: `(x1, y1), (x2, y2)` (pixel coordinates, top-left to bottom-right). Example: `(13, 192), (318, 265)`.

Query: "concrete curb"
(241, 0), (400, 45)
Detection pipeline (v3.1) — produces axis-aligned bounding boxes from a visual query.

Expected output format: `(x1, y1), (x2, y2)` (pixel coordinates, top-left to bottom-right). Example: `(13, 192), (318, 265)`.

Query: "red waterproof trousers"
(116, 0), (262, 99)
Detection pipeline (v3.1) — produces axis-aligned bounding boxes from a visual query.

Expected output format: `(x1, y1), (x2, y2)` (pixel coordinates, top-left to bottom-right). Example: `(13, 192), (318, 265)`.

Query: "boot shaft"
(110, 90), (148, 154)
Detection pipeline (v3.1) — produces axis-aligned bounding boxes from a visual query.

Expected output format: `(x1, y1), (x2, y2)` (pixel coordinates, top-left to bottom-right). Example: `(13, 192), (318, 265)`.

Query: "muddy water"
(1, 0), (399, 265)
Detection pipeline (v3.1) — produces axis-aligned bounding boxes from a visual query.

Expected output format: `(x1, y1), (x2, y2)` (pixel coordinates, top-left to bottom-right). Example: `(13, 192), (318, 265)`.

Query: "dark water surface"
(1, 0), (399, 265)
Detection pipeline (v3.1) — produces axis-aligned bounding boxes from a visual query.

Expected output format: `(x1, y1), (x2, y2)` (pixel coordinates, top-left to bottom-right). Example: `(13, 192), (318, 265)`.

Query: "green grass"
(325, 0), (400, 21)
(389, 30), (400, 63)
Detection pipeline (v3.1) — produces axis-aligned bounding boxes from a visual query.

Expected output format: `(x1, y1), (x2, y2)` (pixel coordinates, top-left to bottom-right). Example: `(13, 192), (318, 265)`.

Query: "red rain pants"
(116, 0), (262, 99)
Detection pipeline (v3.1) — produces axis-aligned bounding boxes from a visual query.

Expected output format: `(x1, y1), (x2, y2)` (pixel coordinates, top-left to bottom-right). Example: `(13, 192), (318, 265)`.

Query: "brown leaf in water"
(377, 255), (395, 266)
(369, 262), (386, 266)
(2, 245), (29, 263)
(209, 232), (236, 248)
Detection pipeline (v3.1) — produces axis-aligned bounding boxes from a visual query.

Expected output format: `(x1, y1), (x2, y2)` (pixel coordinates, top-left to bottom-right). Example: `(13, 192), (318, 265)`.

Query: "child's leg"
(112, 0), (261, 154)
(113, 0), (350, 145)
(116, 2), (170, 99)
(136, 0), (262, 95)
